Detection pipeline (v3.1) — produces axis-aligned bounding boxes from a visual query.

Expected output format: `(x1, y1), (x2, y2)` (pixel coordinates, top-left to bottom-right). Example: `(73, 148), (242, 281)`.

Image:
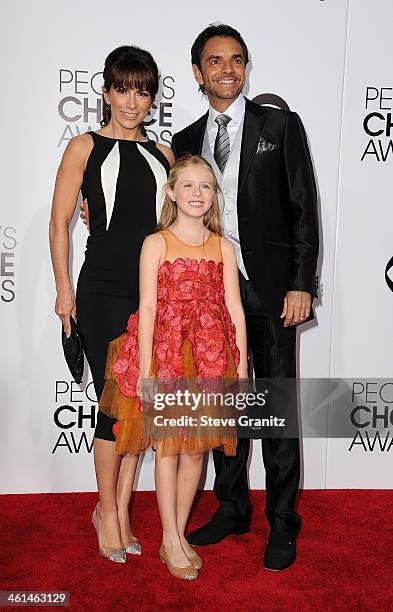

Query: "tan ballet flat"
(159, 544), (198, 580)
(186, 548), (202, 570)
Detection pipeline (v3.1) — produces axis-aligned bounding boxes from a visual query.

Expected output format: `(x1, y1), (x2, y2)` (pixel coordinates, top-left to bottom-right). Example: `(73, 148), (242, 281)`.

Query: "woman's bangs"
(111, 61), (154, 95)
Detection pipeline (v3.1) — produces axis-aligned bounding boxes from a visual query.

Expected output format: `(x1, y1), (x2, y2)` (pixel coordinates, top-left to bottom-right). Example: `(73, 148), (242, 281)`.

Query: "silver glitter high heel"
(122, 535), (142, 555)
(92, 503), (126, 563)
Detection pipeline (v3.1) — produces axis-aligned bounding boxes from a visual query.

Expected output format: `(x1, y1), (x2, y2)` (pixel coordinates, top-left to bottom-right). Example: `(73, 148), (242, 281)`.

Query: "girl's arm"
(49, 134), (91, 336)
(221, 238), (248, 378)
(137, 233), (165, 395)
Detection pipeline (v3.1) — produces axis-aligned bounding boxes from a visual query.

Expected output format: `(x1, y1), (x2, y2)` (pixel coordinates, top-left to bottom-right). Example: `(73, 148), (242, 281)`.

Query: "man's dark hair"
(191, 24), (249, 70)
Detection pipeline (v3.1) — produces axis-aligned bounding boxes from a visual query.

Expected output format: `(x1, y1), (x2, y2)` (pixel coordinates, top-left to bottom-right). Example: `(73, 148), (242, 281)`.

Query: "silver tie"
(214, 114), (231, 174)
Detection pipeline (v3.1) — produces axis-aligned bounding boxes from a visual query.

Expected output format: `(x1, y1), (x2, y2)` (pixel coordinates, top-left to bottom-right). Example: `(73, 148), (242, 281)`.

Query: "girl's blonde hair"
(157, 155), (222, 235)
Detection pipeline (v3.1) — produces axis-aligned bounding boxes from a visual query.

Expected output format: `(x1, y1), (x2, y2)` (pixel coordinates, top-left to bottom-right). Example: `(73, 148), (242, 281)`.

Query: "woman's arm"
(156, 143), (176, 167)
(221, 238), (248, 378)
(49, 134), (91, 336)
(136, 233), (165, 397)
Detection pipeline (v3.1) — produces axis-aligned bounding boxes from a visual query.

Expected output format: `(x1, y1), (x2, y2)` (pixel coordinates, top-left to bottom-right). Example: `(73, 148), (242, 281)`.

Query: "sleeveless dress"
(99, 229), (240, 456)
(76, 132), (169, 441)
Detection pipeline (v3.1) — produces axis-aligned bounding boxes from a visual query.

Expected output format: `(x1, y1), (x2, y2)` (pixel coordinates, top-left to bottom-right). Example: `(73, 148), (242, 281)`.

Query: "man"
(171, 24), (319, 571)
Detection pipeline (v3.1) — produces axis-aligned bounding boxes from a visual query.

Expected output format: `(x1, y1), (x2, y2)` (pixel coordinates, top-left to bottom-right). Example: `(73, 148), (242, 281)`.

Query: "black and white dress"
(76, 131), (169, 440)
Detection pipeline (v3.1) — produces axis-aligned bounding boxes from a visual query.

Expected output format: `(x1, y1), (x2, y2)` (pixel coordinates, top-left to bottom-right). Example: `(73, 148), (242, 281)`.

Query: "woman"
(49, 45), (174, 562)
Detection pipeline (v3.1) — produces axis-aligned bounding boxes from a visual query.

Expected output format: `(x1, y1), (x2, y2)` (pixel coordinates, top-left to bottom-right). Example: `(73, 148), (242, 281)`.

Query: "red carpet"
(1, 490), (392, 611)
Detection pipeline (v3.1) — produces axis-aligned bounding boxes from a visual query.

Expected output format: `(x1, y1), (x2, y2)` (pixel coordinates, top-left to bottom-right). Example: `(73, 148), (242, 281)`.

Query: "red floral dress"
(99, 230), (239, 456)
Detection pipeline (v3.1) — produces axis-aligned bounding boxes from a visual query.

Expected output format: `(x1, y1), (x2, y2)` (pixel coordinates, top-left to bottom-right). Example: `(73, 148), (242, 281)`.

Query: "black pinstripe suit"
(172, 98), (319, 536)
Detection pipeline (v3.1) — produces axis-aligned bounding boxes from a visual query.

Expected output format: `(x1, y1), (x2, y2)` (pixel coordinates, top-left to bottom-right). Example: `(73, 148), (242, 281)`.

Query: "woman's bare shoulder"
(156, 143), (175, 166)
(62, 133), (93, 165)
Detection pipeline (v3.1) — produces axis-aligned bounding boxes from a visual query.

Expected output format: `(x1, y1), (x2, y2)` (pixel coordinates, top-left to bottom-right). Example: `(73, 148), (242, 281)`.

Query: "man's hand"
(280, 291), (311, 327)
(80, 199), (89, 228)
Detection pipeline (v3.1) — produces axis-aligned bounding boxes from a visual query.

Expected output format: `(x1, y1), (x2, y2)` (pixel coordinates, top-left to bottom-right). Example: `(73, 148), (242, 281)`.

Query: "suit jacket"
(171, 98), (319, 319)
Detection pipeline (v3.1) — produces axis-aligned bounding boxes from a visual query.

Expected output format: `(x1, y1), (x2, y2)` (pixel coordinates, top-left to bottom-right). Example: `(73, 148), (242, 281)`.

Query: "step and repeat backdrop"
(1, 0), (392, 493)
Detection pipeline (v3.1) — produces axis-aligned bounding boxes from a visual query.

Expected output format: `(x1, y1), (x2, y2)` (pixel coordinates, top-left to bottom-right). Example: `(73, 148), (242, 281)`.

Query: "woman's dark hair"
(191, 24), (249, 94)
(100, 45), (159, 128)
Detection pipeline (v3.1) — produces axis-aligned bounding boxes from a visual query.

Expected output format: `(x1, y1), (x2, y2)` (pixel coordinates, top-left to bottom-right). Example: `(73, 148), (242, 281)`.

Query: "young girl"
(99, 155), (248, 579)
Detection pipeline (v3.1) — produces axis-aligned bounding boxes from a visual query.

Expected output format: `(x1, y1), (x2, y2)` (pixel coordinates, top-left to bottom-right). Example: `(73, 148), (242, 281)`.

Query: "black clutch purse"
(61, 317), (84, 383)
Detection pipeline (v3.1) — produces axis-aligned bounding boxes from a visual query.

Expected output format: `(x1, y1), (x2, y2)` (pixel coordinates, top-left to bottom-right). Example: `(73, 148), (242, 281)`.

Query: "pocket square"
(256, 137), (277, 154)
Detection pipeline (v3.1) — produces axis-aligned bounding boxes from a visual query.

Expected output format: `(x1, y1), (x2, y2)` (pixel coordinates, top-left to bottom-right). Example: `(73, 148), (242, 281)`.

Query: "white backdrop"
(328, 0), (393, 487)
(0, 0), (391, 494)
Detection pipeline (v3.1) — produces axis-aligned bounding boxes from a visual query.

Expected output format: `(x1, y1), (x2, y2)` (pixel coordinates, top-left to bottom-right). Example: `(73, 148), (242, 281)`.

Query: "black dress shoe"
(263, 532), (296, 570)
(187, 516), (250, 546)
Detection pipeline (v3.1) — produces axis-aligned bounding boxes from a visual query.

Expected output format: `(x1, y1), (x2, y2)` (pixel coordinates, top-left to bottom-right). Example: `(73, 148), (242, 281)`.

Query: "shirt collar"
(208, 94), (246, 128)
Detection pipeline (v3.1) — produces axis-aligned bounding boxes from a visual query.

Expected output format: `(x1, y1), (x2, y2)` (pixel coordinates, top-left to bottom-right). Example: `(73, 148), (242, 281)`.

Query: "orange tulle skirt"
(99, 332), (238, 457)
